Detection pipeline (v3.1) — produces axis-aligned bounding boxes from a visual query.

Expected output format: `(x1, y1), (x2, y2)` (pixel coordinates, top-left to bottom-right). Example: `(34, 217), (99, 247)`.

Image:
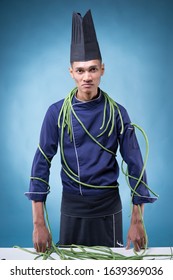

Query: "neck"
(76, 89), (99, 101)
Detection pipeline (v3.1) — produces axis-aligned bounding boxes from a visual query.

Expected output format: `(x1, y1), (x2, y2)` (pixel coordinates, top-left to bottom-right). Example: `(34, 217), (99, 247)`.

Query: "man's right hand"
(33, 224), (52, 253)
(32, 201), (52, 253)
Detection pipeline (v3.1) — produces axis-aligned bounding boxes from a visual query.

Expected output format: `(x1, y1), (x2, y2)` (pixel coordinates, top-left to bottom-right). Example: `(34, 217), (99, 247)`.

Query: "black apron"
(59, 189), (123, 247)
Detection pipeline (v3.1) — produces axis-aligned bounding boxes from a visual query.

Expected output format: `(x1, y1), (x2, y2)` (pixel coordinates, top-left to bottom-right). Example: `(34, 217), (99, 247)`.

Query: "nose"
(83, 71), (92, 82)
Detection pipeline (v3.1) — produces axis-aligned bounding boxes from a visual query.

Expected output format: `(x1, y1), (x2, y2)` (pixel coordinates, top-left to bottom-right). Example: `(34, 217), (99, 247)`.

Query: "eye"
(89, 67), (98, 73)
(76, 68), (84, 74)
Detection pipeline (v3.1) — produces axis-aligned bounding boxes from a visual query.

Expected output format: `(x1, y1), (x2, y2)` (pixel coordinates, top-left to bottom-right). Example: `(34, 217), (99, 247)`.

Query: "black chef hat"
(70, 10), (102, 63)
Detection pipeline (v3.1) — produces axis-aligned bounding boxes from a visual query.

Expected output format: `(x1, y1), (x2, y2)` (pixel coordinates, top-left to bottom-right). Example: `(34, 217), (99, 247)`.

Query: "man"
(25, 10), (157, 253)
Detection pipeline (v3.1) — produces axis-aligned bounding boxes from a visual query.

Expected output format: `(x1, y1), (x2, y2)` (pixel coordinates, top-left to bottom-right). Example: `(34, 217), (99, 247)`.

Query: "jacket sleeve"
(117, 106), (157, 205)
(25, 105), (59, 202)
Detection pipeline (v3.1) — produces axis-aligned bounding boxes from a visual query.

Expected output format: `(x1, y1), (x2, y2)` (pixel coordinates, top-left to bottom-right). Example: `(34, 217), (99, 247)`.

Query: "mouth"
(82, 84), (93, 88)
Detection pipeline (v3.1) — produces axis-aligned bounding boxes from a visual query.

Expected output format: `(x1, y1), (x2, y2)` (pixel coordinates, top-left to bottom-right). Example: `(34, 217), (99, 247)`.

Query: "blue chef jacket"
(25, 89), (157, 205)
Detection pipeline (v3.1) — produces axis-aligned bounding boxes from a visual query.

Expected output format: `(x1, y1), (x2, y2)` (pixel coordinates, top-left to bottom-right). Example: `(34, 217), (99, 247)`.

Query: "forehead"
(72, 60), (101, 69)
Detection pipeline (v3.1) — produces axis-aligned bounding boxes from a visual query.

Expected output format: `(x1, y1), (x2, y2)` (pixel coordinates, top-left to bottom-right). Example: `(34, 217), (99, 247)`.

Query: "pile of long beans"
(14, 244), (173, 260)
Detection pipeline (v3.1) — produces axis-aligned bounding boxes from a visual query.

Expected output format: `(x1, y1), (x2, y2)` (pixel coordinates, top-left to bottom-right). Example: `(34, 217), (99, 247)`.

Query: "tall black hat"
(70, 10), (102, 63)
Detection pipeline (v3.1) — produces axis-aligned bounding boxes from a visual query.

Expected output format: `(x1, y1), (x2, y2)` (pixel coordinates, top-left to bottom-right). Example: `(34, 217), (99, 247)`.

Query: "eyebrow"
(74, 65), (99, 71)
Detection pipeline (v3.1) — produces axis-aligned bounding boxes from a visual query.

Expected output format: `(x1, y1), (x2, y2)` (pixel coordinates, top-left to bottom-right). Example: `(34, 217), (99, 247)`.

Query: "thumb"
(126, 237), (131, 250)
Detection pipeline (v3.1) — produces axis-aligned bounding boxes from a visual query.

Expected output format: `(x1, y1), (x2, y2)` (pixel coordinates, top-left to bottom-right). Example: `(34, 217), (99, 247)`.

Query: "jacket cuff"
(24, 191), (49, 202)
(132, 195), (158, 205)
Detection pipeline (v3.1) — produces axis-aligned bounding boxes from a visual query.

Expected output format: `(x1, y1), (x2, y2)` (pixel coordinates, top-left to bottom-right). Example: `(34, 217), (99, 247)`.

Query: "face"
(69, 60), (105, 98)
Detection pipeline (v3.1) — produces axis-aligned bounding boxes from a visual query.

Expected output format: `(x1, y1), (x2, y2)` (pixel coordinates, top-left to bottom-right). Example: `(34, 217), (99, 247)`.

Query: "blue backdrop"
(0, 0), (173, 248)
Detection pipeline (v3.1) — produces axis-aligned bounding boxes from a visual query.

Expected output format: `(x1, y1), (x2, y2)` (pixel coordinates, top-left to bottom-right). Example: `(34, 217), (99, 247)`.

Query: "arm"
(117, 106), (156, 250)
(32, 201), (52, 252)
(25, 104), (59, 201)
(126, 204), (147, 251)
(118, 106), (156, 204)
(25, 104), (60, 250)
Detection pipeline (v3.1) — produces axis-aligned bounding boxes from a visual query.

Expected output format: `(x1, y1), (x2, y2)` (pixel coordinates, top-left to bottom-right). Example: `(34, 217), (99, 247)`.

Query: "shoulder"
(46, 98), (65, 118)
(101, 90), (131, 123)
(40, 98), (65, 126)
(115, 102), (131, 124)
(101, 90), (127, 111)
(48, 98), (65, 112)
(114, 101), (127, 114)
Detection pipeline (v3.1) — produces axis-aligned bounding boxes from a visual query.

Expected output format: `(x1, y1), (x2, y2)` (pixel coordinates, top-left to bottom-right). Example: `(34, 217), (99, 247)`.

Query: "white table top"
(0, 247), (173, 260)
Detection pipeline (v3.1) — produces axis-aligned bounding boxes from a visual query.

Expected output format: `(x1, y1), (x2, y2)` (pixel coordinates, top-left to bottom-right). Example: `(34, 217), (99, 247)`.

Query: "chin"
(85, 89), (92, 94)
(80, 88), (92, 94)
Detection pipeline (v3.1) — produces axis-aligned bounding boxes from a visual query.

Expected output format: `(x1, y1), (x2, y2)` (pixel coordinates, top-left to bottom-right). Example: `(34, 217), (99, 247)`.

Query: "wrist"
(33, 220), (46, 227)
(131, 204), (144, 224)
(32, 201), (45, 227)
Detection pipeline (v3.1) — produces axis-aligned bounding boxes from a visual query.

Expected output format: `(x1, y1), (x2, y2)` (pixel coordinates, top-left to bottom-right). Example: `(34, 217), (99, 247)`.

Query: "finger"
(36, 242), (45, 253)
(136, 236), (146, 250)
(48, 235), (52, 248)
(135, 237), (146, 251)
(40, 241), (48, 253)
(126, 237), (131, 250)
(141, 237), (147, 249)
(134, 241), (140, 252)
(41, 244), (47, 253)
(140, 238), (144, 249)
(34, 243), (40, 252)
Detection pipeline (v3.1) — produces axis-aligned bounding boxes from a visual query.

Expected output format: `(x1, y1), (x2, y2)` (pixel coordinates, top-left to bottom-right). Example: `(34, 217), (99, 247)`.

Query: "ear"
(69, 67), (74, 79)
(101, 63), (105, 76)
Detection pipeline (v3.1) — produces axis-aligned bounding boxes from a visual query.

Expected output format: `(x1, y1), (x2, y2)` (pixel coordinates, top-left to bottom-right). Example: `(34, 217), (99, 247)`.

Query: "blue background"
(0, 0), (173, 248)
